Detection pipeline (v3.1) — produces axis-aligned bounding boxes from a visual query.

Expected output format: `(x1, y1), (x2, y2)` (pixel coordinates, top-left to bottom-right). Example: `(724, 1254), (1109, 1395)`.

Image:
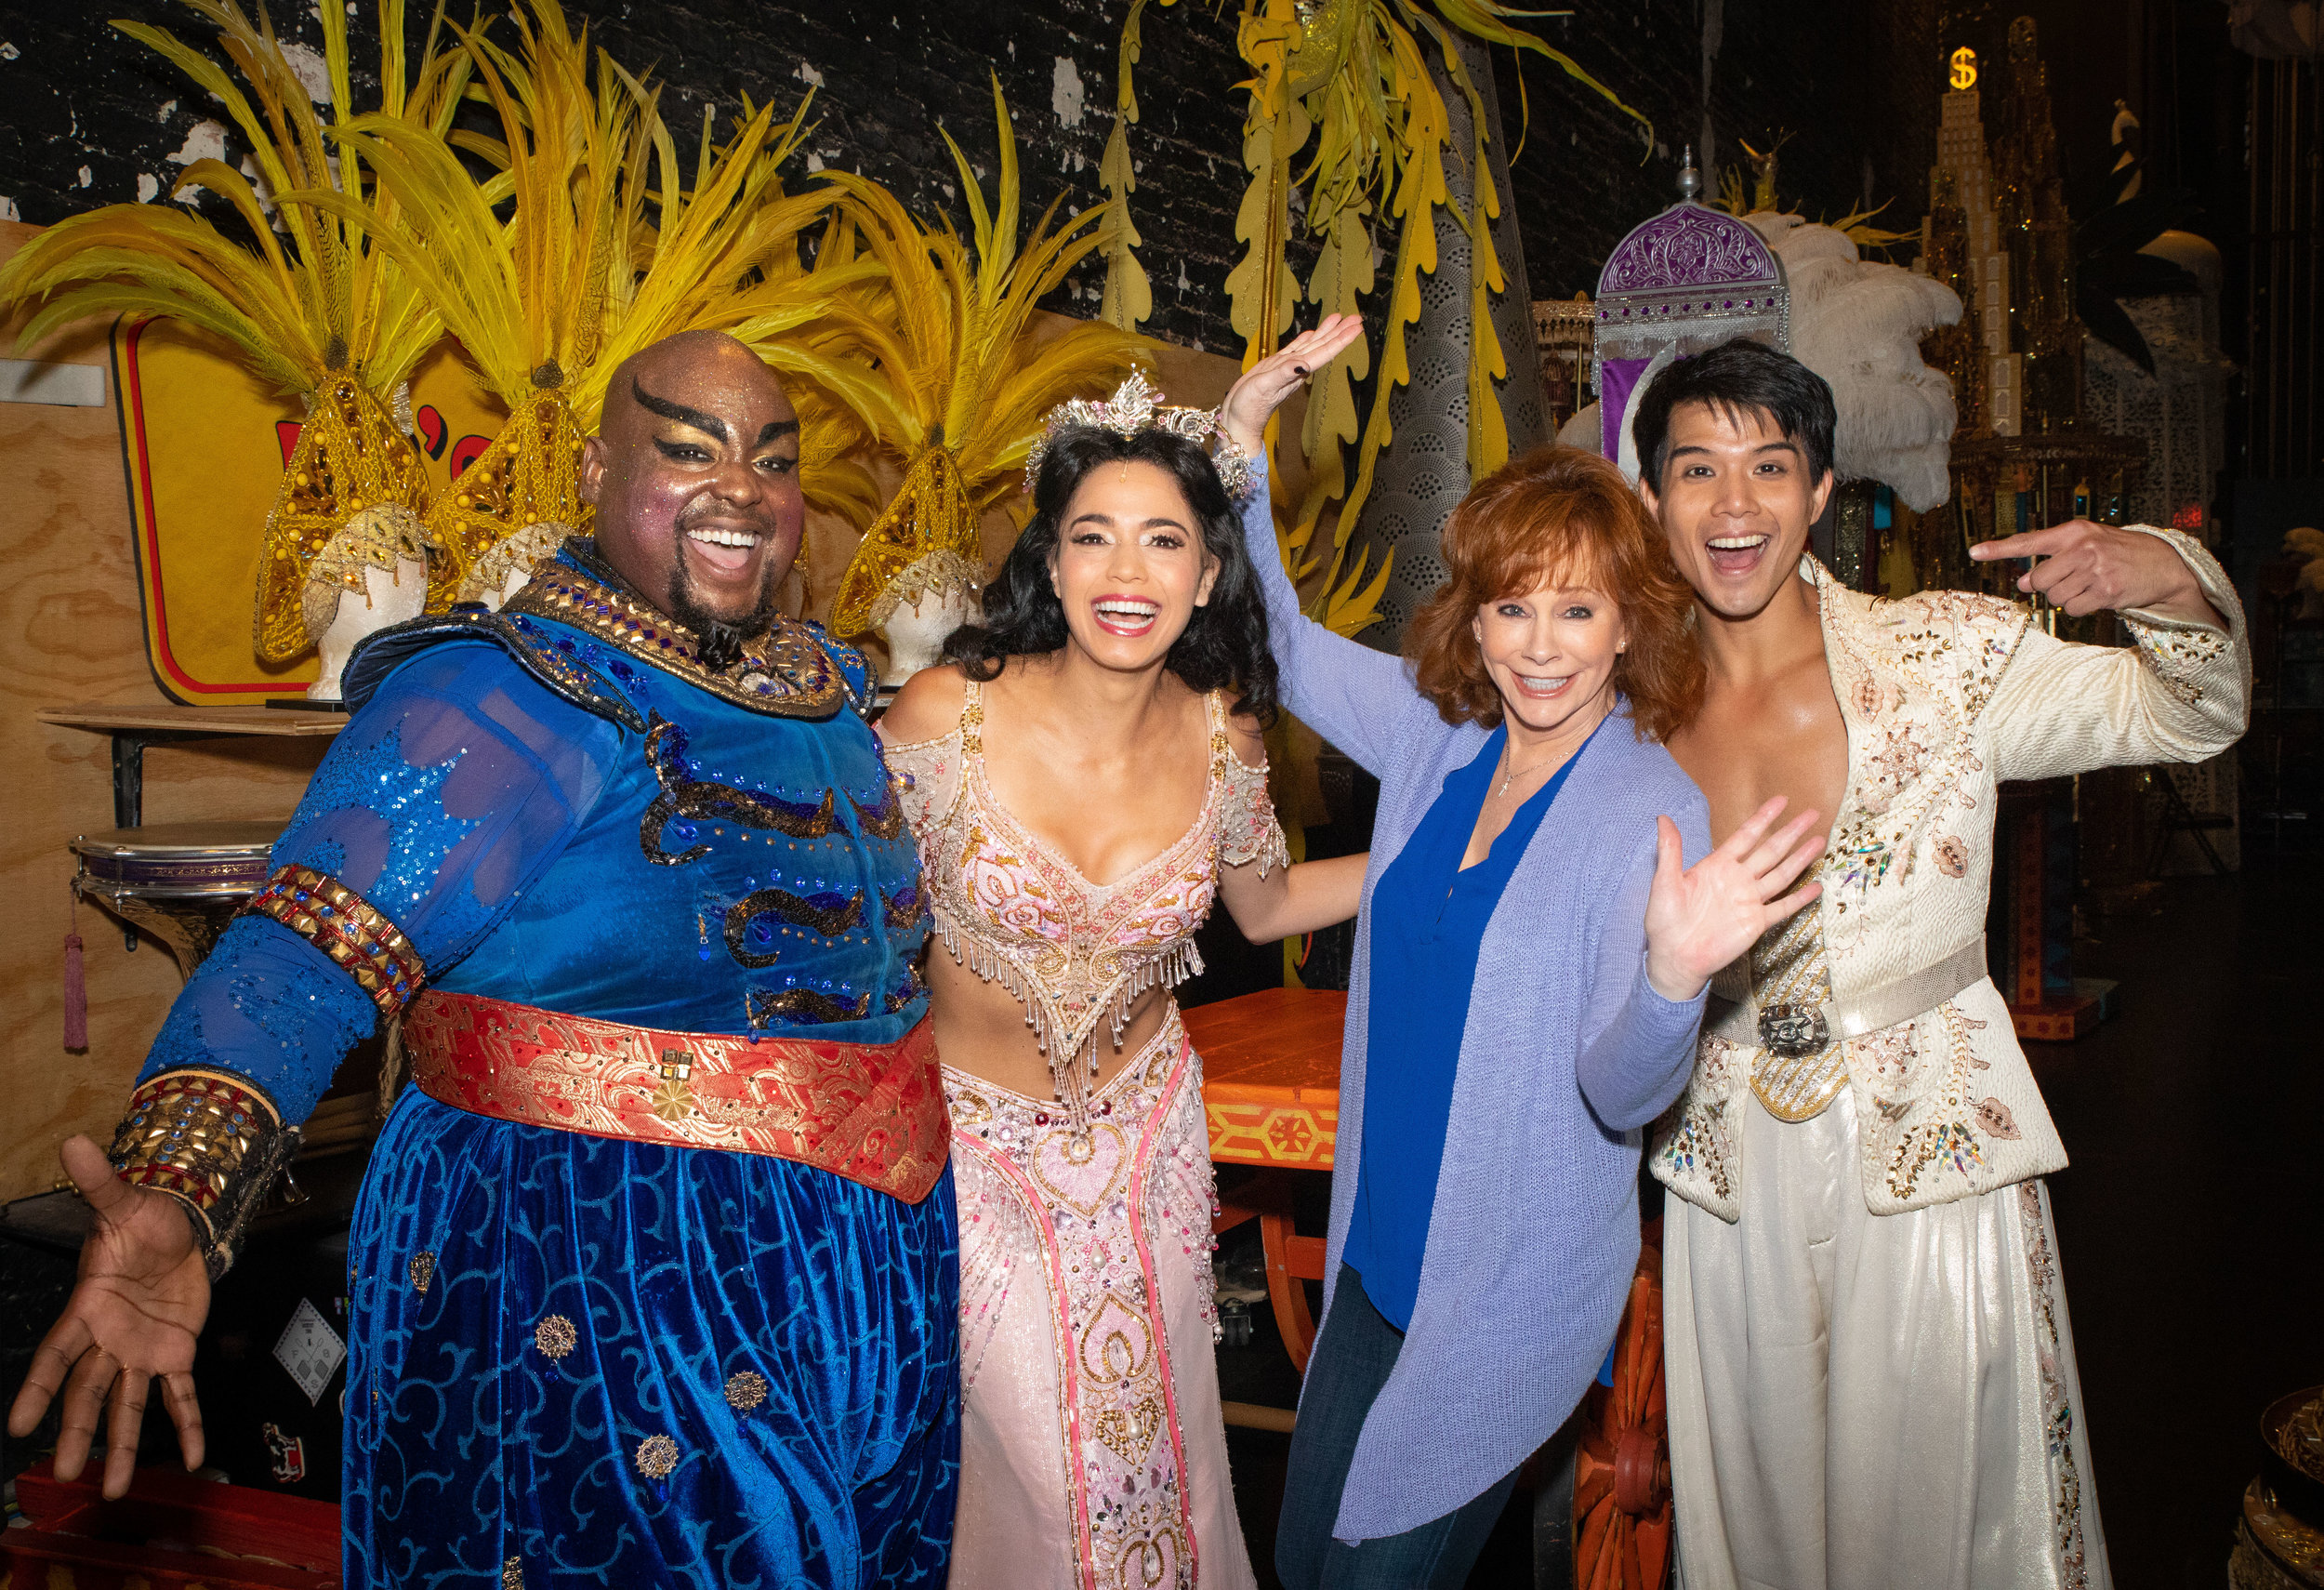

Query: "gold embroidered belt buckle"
(402, 990), (947, 1202)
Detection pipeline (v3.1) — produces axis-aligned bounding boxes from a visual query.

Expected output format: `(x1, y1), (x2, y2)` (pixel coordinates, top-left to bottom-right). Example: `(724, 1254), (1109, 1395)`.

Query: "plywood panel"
(0, 220), (326, 1203)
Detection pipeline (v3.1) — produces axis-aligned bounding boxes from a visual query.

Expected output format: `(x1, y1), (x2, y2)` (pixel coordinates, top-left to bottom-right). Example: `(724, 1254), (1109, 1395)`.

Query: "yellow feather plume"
(0, 0), (471, 664)
(825, 75), (1153, 639)
(298, 0), (896, 604)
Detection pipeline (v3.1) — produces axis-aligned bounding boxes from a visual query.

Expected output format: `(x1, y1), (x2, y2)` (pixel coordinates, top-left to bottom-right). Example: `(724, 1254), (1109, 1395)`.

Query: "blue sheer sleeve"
(138, 643), (624, 1123)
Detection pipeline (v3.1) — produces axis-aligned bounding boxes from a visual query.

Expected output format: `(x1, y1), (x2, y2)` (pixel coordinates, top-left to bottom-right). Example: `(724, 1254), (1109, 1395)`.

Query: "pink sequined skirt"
(943, 1008), (1258, 1590)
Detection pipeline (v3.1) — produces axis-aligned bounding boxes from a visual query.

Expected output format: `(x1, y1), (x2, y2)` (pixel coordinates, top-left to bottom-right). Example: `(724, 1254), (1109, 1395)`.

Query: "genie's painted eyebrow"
(629, 379), (799, 450)
(632, 378), (729, 442)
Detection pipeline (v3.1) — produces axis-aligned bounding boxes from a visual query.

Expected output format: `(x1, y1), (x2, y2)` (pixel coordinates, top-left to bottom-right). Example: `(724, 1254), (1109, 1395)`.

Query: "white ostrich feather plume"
(1745, 213), (1963, 511)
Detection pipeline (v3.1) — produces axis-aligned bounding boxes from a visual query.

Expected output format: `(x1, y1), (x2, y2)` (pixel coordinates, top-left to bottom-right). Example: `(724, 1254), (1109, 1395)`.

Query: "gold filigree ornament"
(534, 1314), (578, 1359)
(828, 444), (984, 640)
(634, 1433), (680, 1480)
(426, 387), (588, 612)
(256, 378), (433, 663)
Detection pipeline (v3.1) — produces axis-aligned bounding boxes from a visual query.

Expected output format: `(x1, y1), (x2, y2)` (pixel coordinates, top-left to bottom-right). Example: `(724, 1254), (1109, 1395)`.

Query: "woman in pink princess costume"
(879, 374), (1365, 1589)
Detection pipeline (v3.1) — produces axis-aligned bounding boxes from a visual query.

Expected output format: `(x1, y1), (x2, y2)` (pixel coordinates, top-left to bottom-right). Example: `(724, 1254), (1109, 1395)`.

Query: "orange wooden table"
(1185, 987), (1346, 1371)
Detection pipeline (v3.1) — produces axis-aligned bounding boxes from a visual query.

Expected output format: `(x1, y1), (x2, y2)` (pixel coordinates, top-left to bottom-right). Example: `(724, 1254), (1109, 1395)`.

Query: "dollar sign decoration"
(1949, 46), (1978, 91)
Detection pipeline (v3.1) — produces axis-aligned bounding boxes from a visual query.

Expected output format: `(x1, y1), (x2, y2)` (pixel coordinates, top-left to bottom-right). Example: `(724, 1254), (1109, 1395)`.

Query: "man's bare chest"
(1671, 668), (1850, 848)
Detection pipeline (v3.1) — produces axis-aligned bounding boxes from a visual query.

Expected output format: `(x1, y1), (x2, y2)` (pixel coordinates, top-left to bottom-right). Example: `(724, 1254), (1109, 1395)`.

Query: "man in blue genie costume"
(9, 330), (957, 1588)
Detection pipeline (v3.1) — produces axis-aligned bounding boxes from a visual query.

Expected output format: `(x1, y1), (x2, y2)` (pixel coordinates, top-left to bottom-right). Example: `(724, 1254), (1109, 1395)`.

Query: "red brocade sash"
(403, 991), (948, 1202)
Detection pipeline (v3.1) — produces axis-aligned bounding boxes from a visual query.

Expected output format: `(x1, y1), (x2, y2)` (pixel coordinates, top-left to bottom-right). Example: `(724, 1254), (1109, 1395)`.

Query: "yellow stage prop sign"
(112, 317), (507, 701)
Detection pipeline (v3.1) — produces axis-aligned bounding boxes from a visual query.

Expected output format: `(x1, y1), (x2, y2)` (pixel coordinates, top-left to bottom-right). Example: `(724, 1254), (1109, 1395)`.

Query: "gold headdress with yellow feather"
(824, 74), (1155, 639)
(303, 1), (904, 607)
(0, 0), (469, 664)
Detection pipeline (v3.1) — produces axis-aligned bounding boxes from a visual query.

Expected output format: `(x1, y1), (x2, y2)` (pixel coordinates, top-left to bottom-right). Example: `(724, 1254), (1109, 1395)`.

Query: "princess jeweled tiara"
(1022, 371), (1258, 502)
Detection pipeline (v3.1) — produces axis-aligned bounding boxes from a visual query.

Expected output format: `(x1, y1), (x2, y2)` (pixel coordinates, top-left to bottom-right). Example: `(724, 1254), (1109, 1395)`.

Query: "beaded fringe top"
(885, 680), (1287, 1130)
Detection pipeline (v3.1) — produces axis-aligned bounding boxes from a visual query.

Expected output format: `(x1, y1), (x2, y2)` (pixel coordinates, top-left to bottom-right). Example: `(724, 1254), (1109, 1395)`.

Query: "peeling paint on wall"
(165, 119), (228, 168)
(278, 40), (331, 104)
(1051, 55), (1084, 129)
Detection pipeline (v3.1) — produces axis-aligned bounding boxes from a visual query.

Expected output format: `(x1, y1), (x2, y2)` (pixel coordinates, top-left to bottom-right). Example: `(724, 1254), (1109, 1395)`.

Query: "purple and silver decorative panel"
(1592, 202), (1790, 459)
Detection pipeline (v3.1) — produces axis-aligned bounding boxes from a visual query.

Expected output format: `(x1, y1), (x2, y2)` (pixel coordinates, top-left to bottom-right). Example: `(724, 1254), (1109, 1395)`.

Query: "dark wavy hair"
(943, 426), (1281, 727)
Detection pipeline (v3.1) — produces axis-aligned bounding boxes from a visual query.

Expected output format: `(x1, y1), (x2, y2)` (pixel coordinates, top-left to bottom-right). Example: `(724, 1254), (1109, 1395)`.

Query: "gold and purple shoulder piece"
(243, 864), (426, 1017)
(507, 568), (855, 720)
(109, 1067), (301, 1279)
(800, 621), (877, 718)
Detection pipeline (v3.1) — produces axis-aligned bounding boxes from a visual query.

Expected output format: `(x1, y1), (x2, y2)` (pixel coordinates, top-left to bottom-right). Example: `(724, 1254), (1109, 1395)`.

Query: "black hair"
(943, 426), (1280, 728)
(1631, 338), (1837, 491)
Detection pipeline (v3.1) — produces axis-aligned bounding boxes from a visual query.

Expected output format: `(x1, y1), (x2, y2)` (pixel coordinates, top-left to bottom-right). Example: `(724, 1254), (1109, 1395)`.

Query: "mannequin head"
(878, 573), (981, 684)
(306, 556), (428, 701)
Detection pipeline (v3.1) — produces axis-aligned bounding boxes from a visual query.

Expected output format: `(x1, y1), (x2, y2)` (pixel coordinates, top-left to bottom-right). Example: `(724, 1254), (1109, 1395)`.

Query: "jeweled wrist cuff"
(243, 864), (425, 1017)
(109, 1068), (301, 1279)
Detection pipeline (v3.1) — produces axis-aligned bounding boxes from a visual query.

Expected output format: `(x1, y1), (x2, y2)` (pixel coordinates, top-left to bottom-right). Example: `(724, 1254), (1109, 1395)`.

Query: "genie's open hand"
(7, 1133), (210, 1498)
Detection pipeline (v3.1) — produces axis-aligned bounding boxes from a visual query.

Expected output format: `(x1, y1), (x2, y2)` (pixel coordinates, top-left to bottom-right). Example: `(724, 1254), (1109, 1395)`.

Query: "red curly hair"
(1404, 444), (1704, 743)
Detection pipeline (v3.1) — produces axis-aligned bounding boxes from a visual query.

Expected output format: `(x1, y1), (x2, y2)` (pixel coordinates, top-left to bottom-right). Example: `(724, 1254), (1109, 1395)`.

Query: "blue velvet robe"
(139, 549), (957, 1588)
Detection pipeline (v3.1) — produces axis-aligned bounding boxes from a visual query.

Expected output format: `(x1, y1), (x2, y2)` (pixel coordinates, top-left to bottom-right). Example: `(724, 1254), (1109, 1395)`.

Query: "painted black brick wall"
(0, 0), (1934, 357)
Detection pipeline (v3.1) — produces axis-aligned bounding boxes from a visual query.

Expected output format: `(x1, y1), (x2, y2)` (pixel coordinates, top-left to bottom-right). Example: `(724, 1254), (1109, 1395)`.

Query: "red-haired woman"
(1221, 316), (1829, 1587)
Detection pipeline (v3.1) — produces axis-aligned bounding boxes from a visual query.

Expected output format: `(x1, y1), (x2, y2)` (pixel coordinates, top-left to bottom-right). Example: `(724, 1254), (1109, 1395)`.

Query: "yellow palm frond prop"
(1107, 0), (1646, 637)
(1096, 0), (1180, 332)
(825, 74), (1152, 640)
(0, 0), (471, 664)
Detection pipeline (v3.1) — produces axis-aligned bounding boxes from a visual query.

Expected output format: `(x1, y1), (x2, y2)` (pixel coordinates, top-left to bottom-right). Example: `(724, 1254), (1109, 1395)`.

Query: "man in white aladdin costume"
(1631, 341), (2249, 1590)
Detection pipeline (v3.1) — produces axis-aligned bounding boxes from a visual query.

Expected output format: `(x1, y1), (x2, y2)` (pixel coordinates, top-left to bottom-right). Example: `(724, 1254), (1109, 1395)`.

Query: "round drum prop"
(72, 822), (281, 977)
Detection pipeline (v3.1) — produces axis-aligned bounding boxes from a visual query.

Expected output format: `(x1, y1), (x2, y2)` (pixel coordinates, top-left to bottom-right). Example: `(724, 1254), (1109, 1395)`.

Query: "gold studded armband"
(109, 1068), (302, 1280)
(242, 864), (426, 1018)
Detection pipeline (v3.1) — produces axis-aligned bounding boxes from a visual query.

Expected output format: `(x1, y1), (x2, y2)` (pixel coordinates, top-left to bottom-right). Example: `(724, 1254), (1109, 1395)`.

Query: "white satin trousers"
(1664, 1091), (2112, 1590)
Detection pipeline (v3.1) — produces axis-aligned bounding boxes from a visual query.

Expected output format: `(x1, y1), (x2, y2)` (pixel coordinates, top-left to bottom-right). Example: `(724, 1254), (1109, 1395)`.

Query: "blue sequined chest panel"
(436, 625), (929, 1043)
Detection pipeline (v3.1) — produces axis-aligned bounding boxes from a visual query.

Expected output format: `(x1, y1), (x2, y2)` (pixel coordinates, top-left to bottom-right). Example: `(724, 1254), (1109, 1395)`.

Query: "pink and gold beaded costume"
(886, 678), (1285, 1590)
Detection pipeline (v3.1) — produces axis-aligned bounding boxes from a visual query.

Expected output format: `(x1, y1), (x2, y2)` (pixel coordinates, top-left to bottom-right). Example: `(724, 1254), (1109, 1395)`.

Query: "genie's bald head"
(579, 331), (804, 643)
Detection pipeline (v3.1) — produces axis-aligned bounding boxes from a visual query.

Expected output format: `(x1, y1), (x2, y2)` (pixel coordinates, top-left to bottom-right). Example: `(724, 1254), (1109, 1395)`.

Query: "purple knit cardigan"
(1238, 469), (1711, 1542)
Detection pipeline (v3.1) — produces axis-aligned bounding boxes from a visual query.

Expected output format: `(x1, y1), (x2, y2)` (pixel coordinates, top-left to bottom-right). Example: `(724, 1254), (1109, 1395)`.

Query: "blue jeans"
(1274, 1266), (1519, 1589)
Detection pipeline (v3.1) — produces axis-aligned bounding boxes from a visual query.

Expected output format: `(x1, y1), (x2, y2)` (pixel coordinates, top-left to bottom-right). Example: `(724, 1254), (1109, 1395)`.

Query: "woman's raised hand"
(1642, 797), (1825, 1002)
(1217, 314), (1367, 458)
